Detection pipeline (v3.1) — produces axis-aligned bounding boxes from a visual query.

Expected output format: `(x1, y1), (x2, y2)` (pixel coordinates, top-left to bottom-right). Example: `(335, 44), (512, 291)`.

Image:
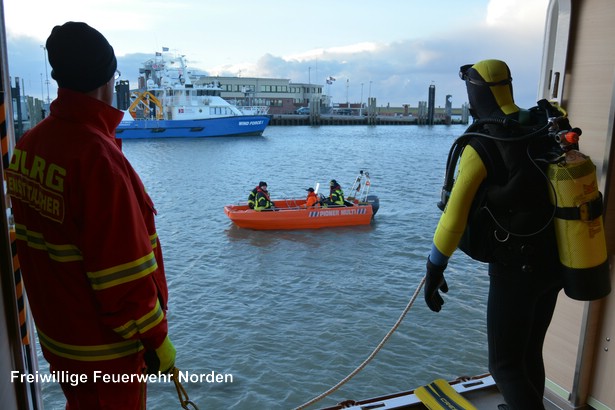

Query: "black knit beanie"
(46, 22), (117, 93)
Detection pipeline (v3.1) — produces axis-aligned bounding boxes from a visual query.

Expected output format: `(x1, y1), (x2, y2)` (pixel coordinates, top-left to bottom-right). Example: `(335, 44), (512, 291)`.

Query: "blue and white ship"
(115, 51), (270, 139)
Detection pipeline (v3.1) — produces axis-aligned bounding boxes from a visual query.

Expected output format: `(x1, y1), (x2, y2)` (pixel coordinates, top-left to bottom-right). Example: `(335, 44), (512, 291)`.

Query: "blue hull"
(115, 115), (270, 139)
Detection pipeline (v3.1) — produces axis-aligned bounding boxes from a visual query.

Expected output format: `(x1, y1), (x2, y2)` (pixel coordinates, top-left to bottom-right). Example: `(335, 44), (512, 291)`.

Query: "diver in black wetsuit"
(424, 59), (563, 410)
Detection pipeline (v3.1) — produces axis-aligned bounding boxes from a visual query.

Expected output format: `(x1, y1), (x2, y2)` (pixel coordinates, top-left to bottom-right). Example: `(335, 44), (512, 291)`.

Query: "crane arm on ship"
(128, 91), (164, 120)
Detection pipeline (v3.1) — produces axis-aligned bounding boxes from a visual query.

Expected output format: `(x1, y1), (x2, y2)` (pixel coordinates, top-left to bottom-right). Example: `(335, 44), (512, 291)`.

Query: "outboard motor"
(367, 195), (380, 217)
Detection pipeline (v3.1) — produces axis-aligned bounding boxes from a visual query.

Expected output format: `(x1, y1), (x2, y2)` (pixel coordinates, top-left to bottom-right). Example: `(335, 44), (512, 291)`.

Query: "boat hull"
(115, 115), (270, 139)
(318, 374), (499, 410)
(224, 199), (375, 230)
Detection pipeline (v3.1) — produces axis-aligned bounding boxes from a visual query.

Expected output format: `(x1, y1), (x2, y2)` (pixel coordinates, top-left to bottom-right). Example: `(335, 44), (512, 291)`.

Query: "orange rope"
(170, 367), (200, 409)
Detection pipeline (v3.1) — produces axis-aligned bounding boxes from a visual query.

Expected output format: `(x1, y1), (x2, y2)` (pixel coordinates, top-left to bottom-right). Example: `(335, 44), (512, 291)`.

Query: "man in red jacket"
(304, 187), (320, 207)
(6, 22), (175, 409)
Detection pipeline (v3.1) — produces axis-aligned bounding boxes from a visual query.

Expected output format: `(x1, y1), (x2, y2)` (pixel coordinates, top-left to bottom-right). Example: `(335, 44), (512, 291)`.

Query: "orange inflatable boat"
(224, 199), (377, 230)
(225, 171), (379, 230)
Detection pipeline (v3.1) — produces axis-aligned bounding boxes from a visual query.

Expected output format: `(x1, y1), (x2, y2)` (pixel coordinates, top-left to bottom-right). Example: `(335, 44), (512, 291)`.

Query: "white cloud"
(4, 0), (549, 108)
(282, 42), (380, 62)
(486, 0), (548, 27)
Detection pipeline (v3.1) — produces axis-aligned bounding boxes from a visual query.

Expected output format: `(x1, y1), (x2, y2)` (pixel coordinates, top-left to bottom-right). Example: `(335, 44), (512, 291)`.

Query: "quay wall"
(269, 114), (468, 126)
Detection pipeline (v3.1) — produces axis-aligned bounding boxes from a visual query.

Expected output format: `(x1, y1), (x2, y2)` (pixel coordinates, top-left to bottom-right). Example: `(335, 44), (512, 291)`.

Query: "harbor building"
(193, 75), (327, 115)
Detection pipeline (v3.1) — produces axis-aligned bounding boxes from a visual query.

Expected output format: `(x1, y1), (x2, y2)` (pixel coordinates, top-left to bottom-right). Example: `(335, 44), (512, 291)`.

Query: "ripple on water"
(39, 125), (491, 410)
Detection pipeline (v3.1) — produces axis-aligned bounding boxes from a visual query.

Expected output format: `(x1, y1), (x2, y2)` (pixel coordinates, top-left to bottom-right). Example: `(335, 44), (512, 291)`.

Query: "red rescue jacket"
(6, 89), (169, 375)
(306, 192), (320, 207)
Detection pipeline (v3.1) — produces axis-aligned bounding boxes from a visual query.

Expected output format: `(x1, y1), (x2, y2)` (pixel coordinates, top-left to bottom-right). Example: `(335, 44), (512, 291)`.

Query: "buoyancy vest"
(461, 127), (559, 266)
(439, 99), (610, 300)
(439, 101), (563, 266)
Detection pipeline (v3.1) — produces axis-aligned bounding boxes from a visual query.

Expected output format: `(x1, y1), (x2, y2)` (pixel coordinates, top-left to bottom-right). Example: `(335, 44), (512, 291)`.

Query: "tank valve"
(555, 127), (582, 151)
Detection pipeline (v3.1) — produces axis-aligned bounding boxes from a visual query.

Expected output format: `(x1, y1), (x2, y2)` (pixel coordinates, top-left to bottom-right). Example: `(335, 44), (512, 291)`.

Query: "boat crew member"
(305, 187), (320, 207)
(254, 181), (274, 211)
(424, 59), (564, 410)
(323, 179), (345, 206)
(248, 181), (266, 209)
(6, 22), (175, 410)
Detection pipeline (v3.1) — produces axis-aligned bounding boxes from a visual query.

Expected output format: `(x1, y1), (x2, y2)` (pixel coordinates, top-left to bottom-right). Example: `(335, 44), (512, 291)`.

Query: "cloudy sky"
(3, 0), (549, 109)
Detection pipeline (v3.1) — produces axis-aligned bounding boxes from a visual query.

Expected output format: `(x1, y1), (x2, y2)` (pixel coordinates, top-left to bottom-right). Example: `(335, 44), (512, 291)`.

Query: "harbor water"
(38, 124), (491, 409)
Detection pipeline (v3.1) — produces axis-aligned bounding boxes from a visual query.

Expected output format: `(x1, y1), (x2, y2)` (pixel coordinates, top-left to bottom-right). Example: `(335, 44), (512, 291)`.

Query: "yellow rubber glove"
(144, 335), (176, 374)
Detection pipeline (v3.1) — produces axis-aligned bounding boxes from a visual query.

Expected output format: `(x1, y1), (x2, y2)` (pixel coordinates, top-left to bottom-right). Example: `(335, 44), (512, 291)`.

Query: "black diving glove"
(424, 257), (448, 312)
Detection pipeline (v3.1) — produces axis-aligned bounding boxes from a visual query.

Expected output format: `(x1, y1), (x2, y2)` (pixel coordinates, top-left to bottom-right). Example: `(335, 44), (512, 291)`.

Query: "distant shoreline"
(268, 114), (468, 126)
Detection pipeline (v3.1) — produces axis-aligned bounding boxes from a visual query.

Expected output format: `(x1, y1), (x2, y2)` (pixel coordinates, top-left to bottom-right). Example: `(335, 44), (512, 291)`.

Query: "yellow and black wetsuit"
(429, 145), (486, 266)
(428, 123), (563, 410)
(426, 58), (568, 410)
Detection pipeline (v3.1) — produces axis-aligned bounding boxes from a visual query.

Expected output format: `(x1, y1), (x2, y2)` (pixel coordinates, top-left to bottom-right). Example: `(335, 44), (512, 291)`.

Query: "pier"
(270, 98), (469, 126)
(269, 113), (467, 126)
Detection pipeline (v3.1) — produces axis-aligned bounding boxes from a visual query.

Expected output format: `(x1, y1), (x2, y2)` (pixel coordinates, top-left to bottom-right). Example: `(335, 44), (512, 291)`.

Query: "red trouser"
(60, 379), (146, 410)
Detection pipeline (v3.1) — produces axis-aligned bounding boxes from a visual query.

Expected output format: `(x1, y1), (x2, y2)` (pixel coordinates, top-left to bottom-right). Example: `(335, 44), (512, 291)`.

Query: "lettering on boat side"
(308, 208), (366, 217)
(238, 120), (265, 126)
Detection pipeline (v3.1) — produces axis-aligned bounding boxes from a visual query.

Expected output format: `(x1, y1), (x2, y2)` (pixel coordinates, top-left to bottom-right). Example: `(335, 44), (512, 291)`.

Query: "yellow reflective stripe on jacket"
(87, 252), (157, 290)
(113, 299), (164, 339)
(332, 189), (345, 205)
(14, 223), (83, 262)
(150, 232), (158, 249)
(37, 329), (143, 361)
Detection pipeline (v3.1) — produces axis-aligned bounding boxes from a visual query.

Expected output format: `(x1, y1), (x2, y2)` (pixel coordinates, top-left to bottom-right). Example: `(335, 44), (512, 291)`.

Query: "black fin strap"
(555, 192), (604, 221)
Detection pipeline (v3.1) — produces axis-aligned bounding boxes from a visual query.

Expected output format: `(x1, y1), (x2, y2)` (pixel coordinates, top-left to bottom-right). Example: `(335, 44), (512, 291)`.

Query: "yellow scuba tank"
(547, 130), (610, 300)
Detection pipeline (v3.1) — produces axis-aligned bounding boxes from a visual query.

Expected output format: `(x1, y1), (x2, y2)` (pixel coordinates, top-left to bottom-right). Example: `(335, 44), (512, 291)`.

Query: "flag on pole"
(162, 47), (169, 52)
